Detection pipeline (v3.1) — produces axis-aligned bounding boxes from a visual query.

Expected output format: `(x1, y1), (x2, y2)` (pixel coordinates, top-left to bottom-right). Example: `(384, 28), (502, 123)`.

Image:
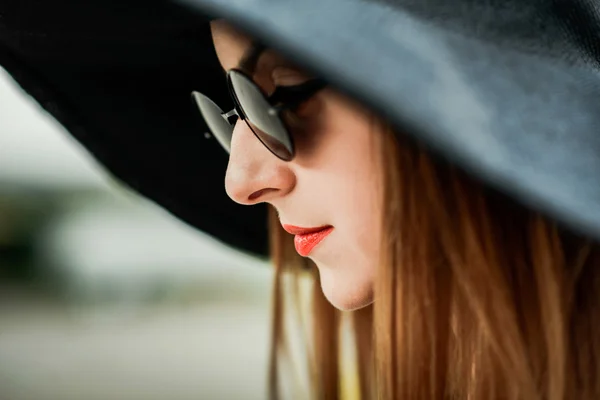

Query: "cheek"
(307, 99), (383, 310)
(329, 103), (382, 258)
(317, 183), (380, 311)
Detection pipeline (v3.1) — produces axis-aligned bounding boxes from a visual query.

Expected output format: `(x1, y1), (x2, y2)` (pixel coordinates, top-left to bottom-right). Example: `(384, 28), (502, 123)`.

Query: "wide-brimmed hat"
(3, 0), (600, 257)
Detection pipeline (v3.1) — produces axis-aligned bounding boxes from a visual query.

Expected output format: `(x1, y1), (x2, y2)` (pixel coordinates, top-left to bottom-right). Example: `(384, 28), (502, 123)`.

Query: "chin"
(317, 266), (374, 311)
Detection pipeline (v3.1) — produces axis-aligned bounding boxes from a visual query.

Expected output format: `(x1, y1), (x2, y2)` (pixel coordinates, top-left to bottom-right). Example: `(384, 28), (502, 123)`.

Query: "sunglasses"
(192, 68), (327, 161)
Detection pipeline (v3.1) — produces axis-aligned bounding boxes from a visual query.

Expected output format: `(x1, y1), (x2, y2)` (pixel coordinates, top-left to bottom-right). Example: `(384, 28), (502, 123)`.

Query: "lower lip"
(294, 227), (334, 257)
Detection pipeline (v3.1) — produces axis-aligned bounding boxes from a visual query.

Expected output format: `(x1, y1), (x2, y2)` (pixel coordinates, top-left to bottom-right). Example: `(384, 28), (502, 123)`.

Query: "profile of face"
(210, 20), (383, 311)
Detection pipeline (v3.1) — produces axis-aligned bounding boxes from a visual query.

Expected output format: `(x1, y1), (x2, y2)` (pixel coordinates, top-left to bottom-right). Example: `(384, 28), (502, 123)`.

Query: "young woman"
(190, 20), (600, 400)
(4, 0), (600, 399)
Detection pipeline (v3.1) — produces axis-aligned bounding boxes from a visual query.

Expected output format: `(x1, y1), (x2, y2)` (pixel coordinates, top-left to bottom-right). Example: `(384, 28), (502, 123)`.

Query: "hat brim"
(4, 0), (600, 258)
(0, 1), (268, 257)
(180, 0), (600, 241)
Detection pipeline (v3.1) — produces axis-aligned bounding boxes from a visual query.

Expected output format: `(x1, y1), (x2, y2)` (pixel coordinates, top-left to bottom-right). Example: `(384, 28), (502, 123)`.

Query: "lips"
(282, 224), (334, 257)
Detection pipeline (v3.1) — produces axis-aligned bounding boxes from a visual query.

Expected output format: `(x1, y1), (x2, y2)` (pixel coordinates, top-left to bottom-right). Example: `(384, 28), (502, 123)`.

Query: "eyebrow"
(236, 41), (266, 75)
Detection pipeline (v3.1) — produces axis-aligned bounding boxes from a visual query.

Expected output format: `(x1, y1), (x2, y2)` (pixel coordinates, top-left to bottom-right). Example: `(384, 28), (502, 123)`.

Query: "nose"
(224, 120), (295, 205)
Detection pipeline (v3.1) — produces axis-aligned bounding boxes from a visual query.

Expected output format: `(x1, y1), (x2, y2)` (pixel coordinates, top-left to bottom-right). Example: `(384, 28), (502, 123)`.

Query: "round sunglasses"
(192, 68), (327, 161)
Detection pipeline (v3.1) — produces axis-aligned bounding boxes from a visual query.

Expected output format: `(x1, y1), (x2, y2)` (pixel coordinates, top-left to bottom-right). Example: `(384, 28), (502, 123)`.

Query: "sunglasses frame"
(195, 68), (327, 161)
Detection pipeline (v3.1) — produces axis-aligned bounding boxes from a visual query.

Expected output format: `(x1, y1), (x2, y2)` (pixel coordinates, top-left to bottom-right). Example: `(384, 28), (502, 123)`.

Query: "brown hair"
(267, 122), (600, 399)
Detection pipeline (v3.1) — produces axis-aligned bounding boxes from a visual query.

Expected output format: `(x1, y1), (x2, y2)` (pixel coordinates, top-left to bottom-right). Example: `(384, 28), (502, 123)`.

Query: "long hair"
(267, 121), (600, 400)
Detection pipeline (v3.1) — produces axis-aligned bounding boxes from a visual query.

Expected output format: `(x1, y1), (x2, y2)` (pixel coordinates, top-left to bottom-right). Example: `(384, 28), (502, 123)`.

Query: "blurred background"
(0, 67), (273, 400)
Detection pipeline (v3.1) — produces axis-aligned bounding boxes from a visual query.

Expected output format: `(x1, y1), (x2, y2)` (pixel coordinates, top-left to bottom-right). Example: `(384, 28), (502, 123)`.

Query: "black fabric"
(0, 0), (268, 256)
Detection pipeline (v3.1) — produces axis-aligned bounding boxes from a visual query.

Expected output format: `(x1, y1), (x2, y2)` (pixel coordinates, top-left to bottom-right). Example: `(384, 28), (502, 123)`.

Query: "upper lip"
(282, 224), (332, 235)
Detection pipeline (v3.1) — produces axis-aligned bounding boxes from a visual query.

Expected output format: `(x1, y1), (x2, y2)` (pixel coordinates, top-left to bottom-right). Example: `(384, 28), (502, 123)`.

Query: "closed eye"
(269, 85), (309, 110)
(268, 79), (327, 111)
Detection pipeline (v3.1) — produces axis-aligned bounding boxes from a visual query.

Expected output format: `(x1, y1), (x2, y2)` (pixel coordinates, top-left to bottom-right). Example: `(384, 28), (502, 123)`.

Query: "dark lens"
(192, 91), (233, 153)
(229, 72), (294, 160)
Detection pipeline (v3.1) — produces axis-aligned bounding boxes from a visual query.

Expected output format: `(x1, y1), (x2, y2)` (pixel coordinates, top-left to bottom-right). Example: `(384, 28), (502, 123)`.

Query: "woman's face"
(211, 21), (382, 311)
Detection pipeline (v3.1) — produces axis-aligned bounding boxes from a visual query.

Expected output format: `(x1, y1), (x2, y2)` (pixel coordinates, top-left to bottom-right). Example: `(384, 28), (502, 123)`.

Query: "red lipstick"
(282, 225), (334, 257)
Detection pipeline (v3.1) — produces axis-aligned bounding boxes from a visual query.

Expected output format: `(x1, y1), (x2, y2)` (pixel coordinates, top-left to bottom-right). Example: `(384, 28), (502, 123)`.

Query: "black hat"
(3, 0), (600, 257)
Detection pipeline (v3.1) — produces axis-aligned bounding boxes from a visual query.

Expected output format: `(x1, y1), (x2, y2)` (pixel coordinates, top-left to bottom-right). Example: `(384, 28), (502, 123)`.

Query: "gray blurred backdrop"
(0, 68), (273, 400)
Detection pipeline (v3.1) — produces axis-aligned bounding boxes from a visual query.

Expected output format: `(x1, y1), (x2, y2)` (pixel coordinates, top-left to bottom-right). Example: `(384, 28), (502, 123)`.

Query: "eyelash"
(270, 85), (310, 110)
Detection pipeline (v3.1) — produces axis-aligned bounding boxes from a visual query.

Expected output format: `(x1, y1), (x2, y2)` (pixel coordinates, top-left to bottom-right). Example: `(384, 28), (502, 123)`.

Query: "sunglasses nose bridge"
(221, 108), (240, 125)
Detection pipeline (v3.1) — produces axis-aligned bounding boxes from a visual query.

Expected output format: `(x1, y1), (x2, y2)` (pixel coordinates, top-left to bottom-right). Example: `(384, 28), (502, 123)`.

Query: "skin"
(211, 20), (382, 311)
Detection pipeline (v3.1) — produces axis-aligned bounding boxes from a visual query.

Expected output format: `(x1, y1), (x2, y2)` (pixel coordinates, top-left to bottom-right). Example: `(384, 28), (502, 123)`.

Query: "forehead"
(210, 20), (254, 71)
(211, 20), (303, 79)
